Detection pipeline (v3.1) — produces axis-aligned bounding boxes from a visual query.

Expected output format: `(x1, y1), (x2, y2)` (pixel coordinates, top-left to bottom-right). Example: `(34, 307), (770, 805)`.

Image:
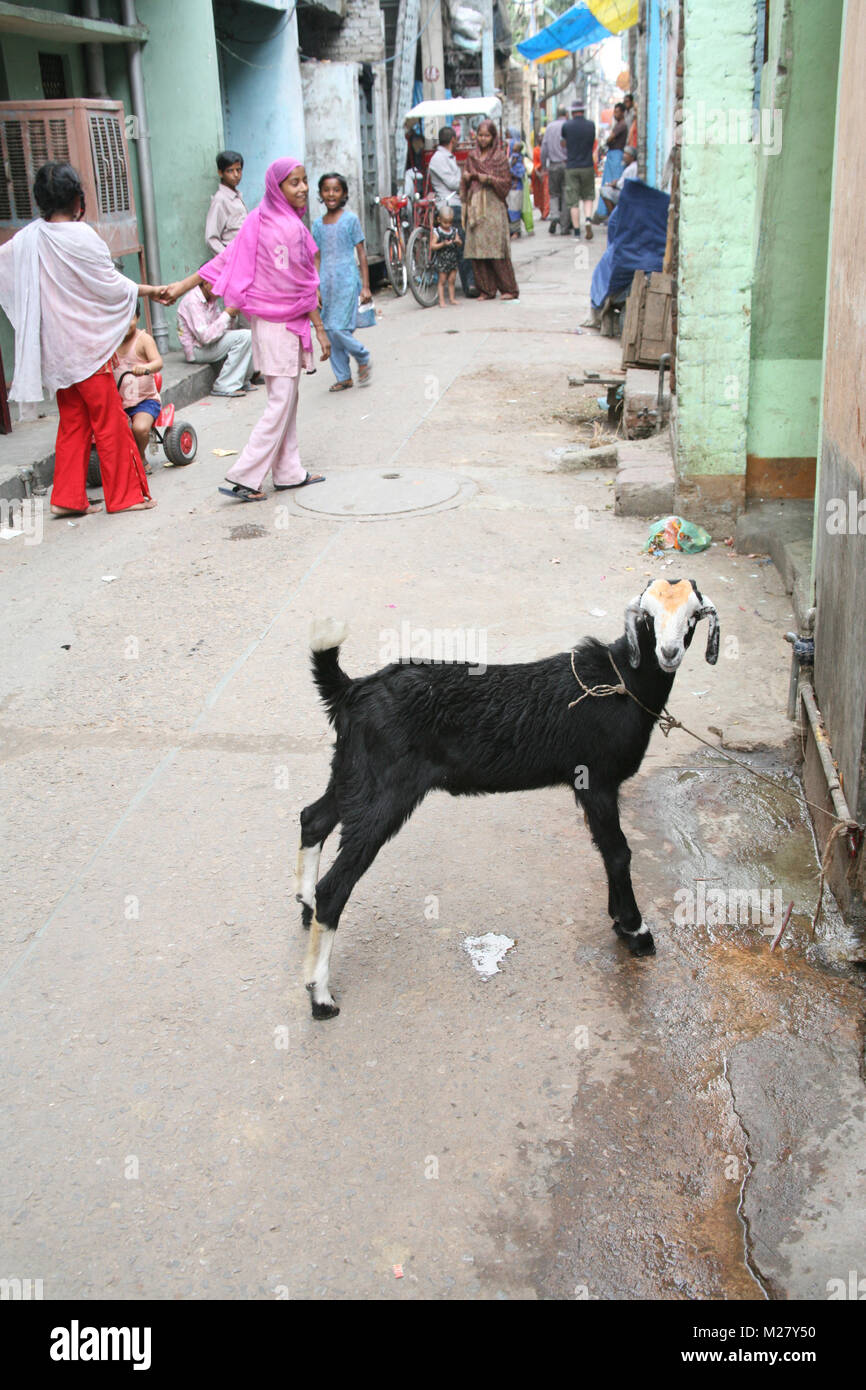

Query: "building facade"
(0, 0), (382, 365)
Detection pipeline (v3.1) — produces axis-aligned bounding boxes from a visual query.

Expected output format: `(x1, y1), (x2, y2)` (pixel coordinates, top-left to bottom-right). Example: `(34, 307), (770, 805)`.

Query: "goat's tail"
(309, 619), (351, 722)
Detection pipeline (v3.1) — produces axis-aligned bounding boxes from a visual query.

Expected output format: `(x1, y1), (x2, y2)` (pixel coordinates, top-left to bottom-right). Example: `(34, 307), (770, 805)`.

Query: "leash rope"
(568, 647), (863, 940)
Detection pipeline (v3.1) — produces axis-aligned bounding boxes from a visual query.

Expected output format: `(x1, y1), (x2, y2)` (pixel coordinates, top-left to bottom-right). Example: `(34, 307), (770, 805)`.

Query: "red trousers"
(53, 368), (151, 513)
(531, 168), (550, 220)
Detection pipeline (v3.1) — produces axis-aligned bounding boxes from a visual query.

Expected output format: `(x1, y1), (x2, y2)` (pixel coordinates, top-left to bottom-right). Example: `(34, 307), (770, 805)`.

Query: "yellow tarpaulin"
(586, 0), (639, 33)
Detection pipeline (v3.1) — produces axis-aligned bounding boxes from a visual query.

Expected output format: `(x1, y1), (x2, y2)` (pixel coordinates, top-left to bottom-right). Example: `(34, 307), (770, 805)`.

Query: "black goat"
(296, 578), (719, 1018)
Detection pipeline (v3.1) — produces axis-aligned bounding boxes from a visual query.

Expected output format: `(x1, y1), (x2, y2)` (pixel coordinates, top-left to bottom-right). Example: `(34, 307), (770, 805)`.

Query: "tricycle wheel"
(385, 227), (407, 297)
(164, 422), (197, 465)
(406, 227), (438, 308)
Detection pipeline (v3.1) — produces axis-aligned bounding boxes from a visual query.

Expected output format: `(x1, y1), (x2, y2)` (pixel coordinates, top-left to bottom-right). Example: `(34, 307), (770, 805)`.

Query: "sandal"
(218, 483), (266, 502)
(329, 380), (352, 392)
(358, 360), (372, 386)
(273, 472), (325, 490)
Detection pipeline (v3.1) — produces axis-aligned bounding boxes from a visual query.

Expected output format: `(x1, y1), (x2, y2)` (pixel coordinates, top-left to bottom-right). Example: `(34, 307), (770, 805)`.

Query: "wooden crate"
(621, 271), (673, 368)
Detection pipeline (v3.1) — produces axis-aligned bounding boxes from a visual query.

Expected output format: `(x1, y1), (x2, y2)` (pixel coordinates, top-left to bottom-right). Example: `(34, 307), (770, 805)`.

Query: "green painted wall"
(675, 0), (758, 480)
(747, 0), (842, 464)
(127, 0), (225, 287)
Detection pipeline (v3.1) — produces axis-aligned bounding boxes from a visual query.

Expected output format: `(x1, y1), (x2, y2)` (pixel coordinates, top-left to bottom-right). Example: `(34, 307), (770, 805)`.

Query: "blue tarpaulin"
(516, 4), (611, 60)
(590, 179), (670, 308)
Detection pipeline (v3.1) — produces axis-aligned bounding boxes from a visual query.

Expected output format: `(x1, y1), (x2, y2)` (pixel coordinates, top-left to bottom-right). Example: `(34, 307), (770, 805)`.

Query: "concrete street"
(2, 234), (864, 1300)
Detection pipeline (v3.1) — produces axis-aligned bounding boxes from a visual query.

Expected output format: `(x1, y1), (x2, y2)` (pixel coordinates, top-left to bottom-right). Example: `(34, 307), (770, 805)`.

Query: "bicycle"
(375, 195), (408, 297)
(406, 193), (440, 309)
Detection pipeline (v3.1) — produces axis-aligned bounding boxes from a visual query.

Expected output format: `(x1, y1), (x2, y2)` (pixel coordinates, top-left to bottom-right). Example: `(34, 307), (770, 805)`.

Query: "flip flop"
(218, 483), (266, 502)
(329, 380), (352, 392)
(358, 361), (372, 386)
(273, 472), (325, 490)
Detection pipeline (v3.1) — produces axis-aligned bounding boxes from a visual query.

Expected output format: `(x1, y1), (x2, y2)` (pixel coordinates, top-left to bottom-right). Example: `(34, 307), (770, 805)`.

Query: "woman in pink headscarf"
(163, 158), (330, 501)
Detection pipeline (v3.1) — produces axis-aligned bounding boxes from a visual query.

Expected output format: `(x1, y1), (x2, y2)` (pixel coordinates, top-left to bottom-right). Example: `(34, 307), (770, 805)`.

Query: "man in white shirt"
(600, 146), (639, 215)
(177, 283), (254, 398)
(428, 126), (477, 296)
(540, 108), (569, 234)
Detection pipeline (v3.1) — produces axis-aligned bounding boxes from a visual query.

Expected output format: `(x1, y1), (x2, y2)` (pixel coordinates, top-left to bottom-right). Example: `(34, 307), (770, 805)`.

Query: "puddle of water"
(637, 749), (855, 962)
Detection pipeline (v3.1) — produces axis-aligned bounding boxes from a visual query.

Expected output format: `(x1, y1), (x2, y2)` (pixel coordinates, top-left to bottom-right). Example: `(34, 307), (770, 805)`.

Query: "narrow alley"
(2, 234), (863, 1302)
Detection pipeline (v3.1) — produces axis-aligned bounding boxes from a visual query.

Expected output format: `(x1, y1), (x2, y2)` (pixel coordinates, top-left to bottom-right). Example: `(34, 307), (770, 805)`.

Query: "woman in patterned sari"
(459, 121), (519, 301)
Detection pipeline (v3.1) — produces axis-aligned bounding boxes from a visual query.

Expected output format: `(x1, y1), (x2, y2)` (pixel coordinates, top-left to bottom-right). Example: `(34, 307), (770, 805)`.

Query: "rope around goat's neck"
(567, 646), (863, 938)
(568, 648), (627, 707)
(569, 648), (679, 733)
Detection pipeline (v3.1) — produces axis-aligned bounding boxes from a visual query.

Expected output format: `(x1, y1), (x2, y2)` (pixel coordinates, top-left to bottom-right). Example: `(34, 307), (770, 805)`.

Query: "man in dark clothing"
(607, 102), (629, 152)
(561, 100), (596, 240)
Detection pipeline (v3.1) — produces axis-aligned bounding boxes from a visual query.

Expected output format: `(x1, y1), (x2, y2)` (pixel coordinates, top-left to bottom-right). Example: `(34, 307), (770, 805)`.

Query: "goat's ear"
(624, 595), (644, 668)
(699, 597), (719, 664)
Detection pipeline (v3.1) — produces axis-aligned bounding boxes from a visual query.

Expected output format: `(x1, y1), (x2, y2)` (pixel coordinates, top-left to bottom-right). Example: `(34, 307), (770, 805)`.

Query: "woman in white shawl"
(0, 163), (162, 514)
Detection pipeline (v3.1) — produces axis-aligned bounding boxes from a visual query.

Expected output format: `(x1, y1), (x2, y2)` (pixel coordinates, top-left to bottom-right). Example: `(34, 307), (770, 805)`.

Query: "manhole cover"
(228, 522), (267, 539)
(290, 468), (475, 521)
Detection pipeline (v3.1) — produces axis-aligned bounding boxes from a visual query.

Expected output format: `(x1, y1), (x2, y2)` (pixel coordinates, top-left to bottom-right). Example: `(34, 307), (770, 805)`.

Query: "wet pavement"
(475, 751), (865, 1300)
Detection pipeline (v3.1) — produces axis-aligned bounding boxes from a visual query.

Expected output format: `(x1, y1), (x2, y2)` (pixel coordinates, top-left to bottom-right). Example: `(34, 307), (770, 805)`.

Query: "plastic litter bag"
(356, 296), (376, 329)
(452, 5), (484, 39)
(643, 515), (712, 555)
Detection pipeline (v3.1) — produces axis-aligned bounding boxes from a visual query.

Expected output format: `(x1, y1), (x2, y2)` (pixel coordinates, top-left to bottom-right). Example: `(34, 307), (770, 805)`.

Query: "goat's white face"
(625, 578), (719, 673)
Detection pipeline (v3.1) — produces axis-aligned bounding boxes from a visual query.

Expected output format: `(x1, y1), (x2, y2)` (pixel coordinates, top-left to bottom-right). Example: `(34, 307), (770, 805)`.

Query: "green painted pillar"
(675, 0), (759, 524)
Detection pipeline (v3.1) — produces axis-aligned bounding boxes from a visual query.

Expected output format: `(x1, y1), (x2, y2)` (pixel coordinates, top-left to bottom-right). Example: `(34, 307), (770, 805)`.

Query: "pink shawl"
(199, 157), (319, 352)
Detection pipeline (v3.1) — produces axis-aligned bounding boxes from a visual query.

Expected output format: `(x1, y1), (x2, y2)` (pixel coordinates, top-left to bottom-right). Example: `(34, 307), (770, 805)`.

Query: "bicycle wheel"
(407, 227), (439, 308)
(385, 227), (407, 297)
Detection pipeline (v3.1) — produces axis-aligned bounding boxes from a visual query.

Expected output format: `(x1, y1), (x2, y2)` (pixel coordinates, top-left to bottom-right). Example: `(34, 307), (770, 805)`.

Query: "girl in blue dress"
(312, 173), (373, 392)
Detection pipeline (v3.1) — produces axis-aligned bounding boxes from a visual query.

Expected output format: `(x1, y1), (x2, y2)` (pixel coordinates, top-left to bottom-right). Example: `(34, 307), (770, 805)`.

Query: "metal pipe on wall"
(119, 0), (169, 354)
(82, 0), (108, 98)
(799, 678), (858, 847)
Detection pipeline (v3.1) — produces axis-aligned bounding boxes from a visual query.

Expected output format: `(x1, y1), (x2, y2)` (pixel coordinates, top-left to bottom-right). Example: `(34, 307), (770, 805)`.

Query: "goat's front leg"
(579, 791), (655, 956)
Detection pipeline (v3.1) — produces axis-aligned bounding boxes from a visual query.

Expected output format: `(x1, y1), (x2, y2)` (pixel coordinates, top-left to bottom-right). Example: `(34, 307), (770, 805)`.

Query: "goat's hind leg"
(305, 803), (414, 1020)
(579, 790), (655, 957)
(295, 786), (339, 929)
